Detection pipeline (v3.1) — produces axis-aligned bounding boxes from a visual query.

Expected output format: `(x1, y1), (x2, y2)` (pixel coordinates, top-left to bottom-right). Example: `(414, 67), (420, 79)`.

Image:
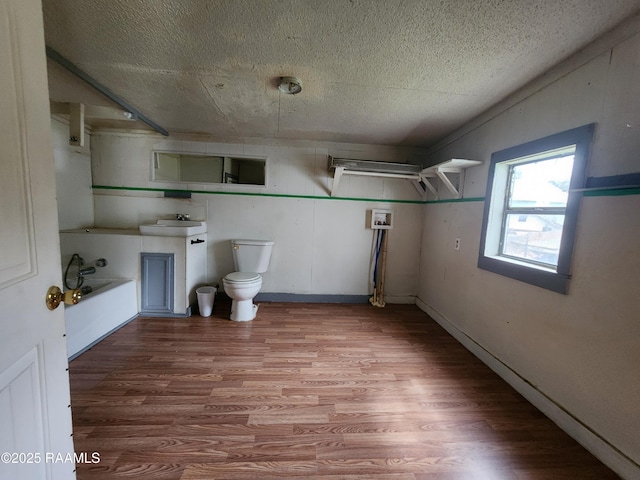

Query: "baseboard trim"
(415, 297), (638, 480)
(139, 311), (191, 318)
(383, 295), (416, 304)
(255, 293), (416, 304)
(256, 293), (371, 303)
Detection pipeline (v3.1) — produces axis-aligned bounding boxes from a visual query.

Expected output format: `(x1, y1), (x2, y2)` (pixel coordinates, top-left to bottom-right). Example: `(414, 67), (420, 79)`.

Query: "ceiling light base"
(278, 76), (302, 95)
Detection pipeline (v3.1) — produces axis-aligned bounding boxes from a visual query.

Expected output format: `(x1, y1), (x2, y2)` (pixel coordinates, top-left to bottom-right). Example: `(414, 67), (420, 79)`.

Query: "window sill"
(485, 254), (556, 273)
(478, 254), (569, 294)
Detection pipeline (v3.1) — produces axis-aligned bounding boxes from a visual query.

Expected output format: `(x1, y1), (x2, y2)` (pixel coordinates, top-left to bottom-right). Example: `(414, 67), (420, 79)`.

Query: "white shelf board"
(328, 157), (422, 197)
(327, 157), (482, 200)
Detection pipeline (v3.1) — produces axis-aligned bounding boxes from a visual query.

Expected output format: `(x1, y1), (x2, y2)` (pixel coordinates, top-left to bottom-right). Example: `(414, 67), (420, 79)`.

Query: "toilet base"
(230, 299), (258, 322)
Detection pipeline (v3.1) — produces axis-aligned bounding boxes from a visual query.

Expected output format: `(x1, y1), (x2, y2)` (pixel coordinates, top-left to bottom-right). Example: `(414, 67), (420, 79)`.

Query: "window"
(478, 124), (594, 293)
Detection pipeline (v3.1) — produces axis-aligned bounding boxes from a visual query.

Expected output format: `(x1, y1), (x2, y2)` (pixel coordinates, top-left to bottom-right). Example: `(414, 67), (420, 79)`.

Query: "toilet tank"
(232, 239), (274, 273)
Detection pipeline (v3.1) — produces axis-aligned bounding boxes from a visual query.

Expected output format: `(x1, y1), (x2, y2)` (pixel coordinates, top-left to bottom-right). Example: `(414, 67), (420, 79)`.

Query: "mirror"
(153, 151), (266, 185)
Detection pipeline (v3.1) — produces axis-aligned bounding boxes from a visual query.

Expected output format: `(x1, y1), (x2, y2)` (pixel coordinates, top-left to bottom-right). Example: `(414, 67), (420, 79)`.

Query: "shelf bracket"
(331, 166), (345, 197)
(420, 159), (483, 200)
(412, 180), (428, 200)
(436, 168), (463, 198)
(418, 176), (439, 199)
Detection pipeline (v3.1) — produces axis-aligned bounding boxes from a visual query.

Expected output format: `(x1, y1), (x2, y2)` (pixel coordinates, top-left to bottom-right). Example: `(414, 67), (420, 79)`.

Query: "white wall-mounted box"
(371, 209), (393, 229)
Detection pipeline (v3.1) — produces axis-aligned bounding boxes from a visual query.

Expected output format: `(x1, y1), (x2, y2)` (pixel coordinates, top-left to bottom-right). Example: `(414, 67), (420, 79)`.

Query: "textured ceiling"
(43, 0), (640, 147)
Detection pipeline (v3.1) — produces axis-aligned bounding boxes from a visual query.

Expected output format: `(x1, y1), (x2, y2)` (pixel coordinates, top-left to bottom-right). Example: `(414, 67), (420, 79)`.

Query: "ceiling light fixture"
(277, 76), (302, 95)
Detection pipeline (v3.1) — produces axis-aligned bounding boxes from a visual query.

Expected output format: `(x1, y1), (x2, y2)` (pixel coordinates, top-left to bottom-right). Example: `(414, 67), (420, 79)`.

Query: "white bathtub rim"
(65, 278), (134, 304)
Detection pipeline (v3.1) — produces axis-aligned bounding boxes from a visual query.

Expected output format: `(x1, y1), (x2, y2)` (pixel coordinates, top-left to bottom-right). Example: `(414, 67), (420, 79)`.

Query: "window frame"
(477, 124), (595, 294)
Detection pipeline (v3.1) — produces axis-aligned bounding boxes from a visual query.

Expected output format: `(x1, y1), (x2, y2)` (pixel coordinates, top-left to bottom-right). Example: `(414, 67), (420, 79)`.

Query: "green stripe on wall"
(425, 197), (485, 204)
(91, 185), (424, 204)
(582, 187), (640, 197)
(92, 184), (639, 205)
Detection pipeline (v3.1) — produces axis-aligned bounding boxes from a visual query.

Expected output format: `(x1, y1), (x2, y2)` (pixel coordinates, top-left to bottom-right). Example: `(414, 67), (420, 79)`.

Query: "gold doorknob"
(46, 286), (82, 310)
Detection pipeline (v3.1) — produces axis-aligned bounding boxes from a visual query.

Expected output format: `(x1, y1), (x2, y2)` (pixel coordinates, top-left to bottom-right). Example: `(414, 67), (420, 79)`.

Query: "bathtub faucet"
(65, 255), (107, 290)
(78, 266), (96, 276)
(79, 258), (108, 276)
(176, 213), (190, 221)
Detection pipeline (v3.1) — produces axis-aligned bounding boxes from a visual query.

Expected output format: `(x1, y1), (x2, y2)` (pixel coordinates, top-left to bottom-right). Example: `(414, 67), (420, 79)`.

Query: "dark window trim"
(477, 124), (595, 294)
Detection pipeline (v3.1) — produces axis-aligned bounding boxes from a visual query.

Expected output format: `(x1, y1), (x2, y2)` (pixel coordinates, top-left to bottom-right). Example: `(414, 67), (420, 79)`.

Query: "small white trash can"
(196, 286), (217, 317)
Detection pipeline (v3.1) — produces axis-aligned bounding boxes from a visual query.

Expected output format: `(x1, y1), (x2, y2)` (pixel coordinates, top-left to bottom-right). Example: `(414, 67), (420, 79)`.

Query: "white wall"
(52, 117), (93, 229)
(417, 22), (640, 477)
(89, 133), (425, 301)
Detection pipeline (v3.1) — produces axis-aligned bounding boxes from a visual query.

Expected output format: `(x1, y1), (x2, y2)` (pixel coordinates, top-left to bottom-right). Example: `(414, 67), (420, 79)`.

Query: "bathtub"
(65, 279), (138, 360)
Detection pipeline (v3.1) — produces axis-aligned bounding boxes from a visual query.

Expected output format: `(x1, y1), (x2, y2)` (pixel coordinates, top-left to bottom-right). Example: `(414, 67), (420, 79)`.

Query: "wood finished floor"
(69, 301), (620, 479)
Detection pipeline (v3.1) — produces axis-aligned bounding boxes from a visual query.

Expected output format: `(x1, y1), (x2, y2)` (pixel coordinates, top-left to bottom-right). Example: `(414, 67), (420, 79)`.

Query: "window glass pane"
(508, 155), (574, 208)
(501, 214), (565, 267)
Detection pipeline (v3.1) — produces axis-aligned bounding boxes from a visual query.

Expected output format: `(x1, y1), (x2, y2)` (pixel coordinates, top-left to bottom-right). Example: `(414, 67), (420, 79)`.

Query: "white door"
(0, 0), (76, 479)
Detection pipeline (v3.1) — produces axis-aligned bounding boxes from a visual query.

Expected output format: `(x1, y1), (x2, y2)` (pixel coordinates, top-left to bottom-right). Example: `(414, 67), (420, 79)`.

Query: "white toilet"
(222, 239), (274, 322)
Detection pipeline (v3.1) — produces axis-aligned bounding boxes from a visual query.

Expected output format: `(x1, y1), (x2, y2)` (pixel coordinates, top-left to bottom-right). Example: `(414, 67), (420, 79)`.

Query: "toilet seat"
(224, 272), (261, 284)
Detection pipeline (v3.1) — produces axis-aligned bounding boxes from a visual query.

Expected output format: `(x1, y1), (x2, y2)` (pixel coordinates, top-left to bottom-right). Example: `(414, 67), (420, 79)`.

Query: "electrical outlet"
(454, 238), (461, 251)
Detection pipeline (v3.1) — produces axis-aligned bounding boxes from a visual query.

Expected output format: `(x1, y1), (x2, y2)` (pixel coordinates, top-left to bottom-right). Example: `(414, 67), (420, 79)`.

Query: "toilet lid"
(224, 272), (261, 283)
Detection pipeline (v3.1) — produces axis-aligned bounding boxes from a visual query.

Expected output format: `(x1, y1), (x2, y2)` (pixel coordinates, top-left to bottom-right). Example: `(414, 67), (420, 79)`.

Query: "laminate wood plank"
(180, 460), (317, 479)
(75, 463), (186, 480)
(102, 372), (224, 382)
(314, 456), (517, 476)
(341, 430), (537, 445)
(223, 438), (329, 462)
(73, 435), (245, 454)
(413, 471), (518, 480)
(171, 414), (252, 426)
(512, 466), (626, 479)
(116, 450), (228, 464)
(71, 394), (148, 406)
(248, 412), (331, 425)
(317, 475), (416, 480)
(69, 302), (620, 479)
(299, 415), (497, 435)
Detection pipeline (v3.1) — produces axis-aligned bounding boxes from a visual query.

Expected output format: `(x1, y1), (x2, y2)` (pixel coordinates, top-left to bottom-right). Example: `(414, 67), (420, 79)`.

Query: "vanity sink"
(139, 220), (207, 236)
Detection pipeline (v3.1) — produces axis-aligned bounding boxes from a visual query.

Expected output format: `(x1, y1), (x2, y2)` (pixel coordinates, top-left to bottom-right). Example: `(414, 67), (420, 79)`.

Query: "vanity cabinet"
(141, 234), (207, 315)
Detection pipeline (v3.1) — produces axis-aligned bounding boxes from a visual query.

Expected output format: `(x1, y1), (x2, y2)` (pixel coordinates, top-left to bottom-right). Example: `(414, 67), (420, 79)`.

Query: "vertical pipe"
(377, 230), (388, 307)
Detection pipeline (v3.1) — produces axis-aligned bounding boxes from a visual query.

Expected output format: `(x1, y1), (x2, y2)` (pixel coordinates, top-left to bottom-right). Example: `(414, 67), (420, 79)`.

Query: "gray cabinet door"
(141, 253), (174, 313)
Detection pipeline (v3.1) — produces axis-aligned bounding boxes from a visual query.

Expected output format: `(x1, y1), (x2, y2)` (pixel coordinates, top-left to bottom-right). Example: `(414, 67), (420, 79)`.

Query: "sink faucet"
(176, 213), (190, 221)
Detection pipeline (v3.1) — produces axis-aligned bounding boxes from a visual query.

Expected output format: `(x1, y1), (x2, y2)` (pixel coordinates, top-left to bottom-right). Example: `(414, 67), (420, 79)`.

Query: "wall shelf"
(328, 156), (482, 200)
(328, 156), (422, 197)
(419, 159), (483, 200)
